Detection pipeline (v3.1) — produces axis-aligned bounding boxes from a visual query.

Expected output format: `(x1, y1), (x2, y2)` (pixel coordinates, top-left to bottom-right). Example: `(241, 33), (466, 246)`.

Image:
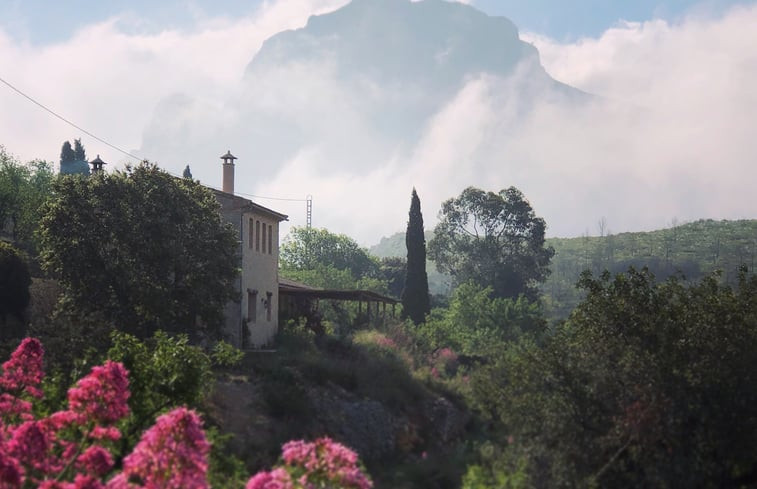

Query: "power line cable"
(1, 74), (311, 203)
(0, 75), (144, 162)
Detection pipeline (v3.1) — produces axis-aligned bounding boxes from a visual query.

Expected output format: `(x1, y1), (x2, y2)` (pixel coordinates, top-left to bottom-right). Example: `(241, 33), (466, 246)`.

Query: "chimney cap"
(90, 154), (106, 165)
(220, 150), (237, 163)
(89, 154), (107, 172)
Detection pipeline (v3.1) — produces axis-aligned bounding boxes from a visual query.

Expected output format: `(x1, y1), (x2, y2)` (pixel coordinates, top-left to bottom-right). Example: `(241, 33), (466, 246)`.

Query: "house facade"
(214, 152), (287, 348)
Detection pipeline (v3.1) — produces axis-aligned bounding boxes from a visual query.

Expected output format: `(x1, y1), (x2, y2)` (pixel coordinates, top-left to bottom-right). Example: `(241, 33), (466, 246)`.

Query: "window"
(268, 224), (273, 255)
(248, 218), (254, 249)
(262, 222), (267, 254)
(255, 220), (260, 251)
(247, 289), (257, 323)
(266, 292), (272, 321)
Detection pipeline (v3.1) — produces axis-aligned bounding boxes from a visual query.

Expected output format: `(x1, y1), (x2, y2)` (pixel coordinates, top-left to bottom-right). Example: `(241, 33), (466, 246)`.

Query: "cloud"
(1, 0), (756, 245)
(270, 3), (757, 242)
(0, 0), (348, 167)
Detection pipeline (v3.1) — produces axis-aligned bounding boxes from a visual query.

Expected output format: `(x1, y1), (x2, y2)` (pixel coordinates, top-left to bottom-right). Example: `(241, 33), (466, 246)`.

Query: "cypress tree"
(73, 138), (86, 162)
(59, 141), (75, 166)
(401, 188), (430, 324)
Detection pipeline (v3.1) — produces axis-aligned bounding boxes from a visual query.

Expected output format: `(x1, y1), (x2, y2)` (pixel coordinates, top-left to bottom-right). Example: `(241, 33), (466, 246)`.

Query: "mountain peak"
(247, 0), (540, 85)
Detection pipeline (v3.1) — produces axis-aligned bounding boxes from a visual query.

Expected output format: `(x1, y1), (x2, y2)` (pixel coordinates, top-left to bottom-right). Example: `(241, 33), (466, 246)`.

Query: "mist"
(1, 0), (755, 244)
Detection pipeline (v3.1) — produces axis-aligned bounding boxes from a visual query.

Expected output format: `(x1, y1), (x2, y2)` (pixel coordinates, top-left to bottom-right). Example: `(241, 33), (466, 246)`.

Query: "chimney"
(220, 150), (237, 194)
(89, 154), (107, 173)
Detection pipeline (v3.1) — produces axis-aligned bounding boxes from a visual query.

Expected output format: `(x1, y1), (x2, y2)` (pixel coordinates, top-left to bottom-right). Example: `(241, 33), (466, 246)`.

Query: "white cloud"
(0, 0), (348, 167)
(1, 0), (756, 245)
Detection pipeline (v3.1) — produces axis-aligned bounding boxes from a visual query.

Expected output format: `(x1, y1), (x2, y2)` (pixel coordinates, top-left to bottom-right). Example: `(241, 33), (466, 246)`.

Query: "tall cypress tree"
(401, 188), (430, 324)
(73, 138), (86, 162)
(59, 141), (75, 166)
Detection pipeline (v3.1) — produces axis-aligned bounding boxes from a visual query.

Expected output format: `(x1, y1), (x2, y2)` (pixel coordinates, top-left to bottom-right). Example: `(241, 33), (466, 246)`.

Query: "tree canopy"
(0, 147), (54, 248)
(0, 242), (31, 334)
(472, 267), (757, 487)
(281, 226), (378, 280)
(428, 186), (554, 300)
(401, 188), (430, 324)
(38, 162), (238, 339)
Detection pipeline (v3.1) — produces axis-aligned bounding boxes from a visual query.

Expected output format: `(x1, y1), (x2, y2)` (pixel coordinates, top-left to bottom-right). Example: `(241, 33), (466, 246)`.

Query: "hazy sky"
(1, 0), (756, 244)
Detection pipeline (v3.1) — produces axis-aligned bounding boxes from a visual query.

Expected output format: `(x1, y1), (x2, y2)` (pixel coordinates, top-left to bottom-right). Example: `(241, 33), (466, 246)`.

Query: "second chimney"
(220, 150), (237, 194)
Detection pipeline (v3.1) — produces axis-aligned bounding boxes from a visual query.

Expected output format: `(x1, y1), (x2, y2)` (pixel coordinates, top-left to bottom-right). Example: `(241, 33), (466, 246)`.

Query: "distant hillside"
(544, 219), (757, 318)
(372, 219), (757, 318)
(370, 231), (450, 296)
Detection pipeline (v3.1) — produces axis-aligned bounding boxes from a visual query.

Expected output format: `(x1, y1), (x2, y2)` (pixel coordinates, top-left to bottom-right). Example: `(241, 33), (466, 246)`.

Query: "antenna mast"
(306, 195), (313, 228)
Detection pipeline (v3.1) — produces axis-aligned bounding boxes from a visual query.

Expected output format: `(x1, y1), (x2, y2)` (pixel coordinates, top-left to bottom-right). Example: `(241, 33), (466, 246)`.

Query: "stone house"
(213, 151), (288, 348)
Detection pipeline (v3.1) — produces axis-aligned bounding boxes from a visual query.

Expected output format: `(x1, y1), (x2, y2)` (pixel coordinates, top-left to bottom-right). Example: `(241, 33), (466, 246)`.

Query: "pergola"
(279, 278), (398, 320)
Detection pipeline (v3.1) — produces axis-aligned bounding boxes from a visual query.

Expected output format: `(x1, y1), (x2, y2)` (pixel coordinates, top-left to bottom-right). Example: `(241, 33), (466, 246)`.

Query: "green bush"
(0, 241), (31, 332)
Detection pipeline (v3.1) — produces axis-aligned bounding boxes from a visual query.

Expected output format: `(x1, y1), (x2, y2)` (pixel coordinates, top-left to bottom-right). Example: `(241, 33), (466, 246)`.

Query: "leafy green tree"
(379, 256), (406, 298)
(281, 226), (379, 280)
(418, 282), (544, 356)
(0, 147), (54, 247)
(401, 189), (430, 324)
(38, 162), (238, 339)
(429, 186), (554, 300)
(477, 268), (757, 487)
(0, 242), (31, 335)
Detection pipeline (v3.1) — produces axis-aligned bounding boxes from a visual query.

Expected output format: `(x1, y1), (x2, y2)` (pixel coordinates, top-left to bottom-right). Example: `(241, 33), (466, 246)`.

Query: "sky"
(1, 0), (756, 244)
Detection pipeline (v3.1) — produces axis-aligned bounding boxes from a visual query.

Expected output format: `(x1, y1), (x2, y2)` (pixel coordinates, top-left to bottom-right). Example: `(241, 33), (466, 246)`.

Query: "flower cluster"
(248, 437), (372, 489)
(374, 337), (398, 350)
(0, 340), (131, 488)
(432, 347), (459, 377)
(0, 338), (373, 489)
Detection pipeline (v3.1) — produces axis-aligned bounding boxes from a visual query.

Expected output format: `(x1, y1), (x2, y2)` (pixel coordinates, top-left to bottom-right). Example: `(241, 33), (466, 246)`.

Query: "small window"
(255, 220), (260, 252)
(248, 218), (254, 249)
(262, 223), (267, 254)
(268, 224), (273, 254)
(266, 292), (272, 321)
(247, 289), (257, 323)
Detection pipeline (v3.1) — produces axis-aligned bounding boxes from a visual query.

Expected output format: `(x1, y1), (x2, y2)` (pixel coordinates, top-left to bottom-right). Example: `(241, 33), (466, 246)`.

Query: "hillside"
(371, 219), (757, 318)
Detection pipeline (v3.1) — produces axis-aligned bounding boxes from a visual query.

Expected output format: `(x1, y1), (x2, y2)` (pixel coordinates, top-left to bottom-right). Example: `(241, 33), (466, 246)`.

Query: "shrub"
(0, 337), (373, 488)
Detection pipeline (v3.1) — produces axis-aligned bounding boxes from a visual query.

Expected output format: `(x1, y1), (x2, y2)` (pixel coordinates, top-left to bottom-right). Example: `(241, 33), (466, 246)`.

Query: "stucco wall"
(240, 212), (280, 347)
(215, 191), (284, 348)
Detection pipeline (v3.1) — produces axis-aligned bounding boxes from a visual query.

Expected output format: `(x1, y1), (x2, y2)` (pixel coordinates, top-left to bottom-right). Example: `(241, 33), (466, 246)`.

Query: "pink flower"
(69, 473), (105, 489)
(68, 361), (130, 425)
(246, 468), (293, 489)
(8, 420), (50, 471)
(77, 446), (114, 476)
(0, 448), (23, 487)
(0, 338), (44, 396)
(0, 393), (33, 420)
(437, 348), (457, 362)
(375, 337), (397, 349)
(279, 438), (371, 489)
(108, 407), (210, 489)
(430, 367), (440, 379)
(90, 426), (121, 442)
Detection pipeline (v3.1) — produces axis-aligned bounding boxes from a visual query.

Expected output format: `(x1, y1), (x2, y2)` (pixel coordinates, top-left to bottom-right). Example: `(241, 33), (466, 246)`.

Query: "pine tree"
(401, 188), (430, 324)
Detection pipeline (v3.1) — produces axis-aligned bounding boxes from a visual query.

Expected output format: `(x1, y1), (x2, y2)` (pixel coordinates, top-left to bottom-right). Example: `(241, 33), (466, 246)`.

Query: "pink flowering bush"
(248, 437), (372, 489)
(0, 338), (372, 489)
